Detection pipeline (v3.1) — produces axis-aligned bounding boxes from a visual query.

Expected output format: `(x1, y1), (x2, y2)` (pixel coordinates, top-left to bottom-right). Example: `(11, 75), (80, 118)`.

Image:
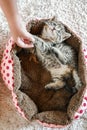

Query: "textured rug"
(0, 0), (87, 130)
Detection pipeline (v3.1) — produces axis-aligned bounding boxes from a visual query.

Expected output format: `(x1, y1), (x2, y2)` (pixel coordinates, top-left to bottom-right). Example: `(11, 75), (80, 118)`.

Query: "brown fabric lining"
(12, 18), (86, 125)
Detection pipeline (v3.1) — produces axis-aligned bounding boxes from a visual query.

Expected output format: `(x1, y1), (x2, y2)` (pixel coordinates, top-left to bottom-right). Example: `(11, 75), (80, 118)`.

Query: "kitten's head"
(40, 17), (71, 43)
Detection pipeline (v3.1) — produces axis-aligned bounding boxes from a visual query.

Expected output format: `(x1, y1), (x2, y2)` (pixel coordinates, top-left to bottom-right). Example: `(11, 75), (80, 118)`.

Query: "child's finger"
(17, 37), (34, 48)
(25, 32), (35, 43)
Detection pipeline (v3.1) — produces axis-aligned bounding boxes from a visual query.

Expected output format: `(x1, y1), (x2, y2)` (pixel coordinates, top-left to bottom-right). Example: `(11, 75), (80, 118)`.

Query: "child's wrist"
(8, 13), (22, 27)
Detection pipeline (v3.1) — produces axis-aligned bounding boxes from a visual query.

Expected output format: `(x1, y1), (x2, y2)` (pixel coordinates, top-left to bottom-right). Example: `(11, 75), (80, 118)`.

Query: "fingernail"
(24, 38), (35, 44)
(24, 39), (29, 43)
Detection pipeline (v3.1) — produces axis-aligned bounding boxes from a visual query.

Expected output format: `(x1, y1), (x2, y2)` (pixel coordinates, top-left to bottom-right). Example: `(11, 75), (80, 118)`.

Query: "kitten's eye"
(53, 22), (56, 26)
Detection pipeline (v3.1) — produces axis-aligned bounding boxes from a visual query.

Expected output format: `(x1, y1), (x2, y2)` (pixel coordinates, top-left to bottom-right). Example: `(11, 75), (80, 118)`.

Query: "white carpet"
(0, 0), (87, 130)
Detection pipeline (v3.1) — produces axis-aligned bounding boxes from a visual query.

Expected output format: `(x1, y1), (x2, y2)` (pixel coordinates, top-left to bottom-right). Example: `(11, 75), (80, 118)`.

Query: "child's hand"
(9, 16), (35, 48)
(0, 0), (35, 48)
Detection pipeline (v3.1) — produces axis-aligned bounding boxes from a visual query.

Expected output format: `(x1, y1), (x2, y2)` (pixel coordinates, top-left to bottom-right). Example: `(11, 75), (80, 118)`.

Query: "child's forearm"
(0, 0), (35, 48)
(0, 0), (19, 24)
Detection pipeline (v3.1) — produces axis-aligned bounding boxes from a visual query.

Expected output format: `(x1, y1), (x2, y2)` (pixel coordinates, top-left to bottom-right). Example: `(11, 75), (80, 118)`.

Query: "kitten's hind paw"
(65, 85), (77, 94)
(72, 87), (78, 93)
(45, 82), (64, 90)
(45, 84), (54, 90)
(75, 80), (83, 91)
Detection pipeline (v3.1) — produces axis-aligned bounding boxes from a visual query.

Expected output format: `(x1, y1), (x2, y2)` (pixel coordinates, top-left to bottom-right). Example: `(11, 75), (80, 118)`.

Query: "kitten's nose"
(52, 27), (55, 31)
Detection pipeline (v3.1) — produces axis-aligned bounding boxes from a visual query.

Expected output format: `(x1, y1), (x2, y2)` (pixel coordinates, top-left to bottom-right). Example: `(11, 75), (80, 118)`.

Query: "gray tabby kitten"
(28, 35), (81, 92)
(25, 18), (81, 91)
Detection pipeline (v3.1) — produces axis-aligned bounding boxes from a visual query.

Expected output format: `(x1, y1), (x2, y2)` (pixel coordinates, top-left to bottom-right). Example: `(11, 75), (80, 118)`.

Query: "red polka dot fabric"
(0, 37), (87, 127)
(1, 38), (14, 90)
(0, 37), (26, 119)
(74, 46), (87, 119)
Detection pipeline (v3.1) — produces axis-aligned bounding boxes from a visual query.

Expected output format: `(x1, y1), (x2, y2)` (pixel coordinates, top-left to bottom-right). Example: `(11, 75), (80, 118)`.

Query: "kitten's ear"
(51, 16), (56, 20)
(63, 32), (71, 41)
(50, 16), (57, 21)
(52, 16), (58, 21)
